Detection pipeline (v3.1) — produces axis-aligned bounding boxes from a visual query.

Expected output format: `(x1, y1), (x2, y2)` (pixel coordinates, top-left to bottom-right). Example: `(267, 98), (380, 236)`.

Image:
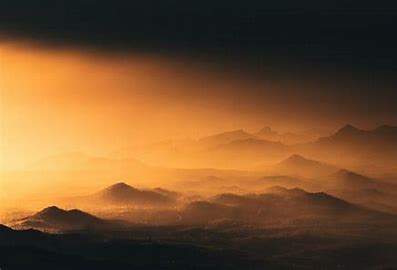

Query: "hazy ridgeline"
(1, 125), (397, 269)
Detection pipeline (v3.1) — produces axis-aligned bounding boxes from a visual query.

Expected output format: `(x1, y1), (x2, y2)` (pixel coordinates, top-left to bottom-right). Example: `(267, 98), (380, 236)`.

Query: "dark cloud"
(1, 1), (397, 74)
(1, 0), (397, 127)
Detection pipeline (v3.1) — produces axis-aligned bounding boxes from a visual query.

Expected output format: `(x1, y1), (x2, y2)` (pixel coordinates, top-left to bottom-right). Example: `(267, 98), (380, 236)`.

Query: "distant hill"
(213, 187), (354, 213)
(93, 182), (176, 206)
(256, 126), (313, 144)
(198, 129), (256, 148)
(179, 187), (389, 225)
(325, 169), (397, 193)
(273, 154), (338, 178)
(326, 187), (397, 214)
(248, 175), (306, 190)
(328, 169), (376, 188)
(298, 125), (397, 169)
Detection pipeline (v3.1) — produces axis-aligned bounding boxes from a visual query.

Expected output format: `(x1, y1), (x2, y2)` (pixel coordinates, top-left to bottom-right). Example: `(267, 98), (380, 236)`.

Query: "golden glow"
(1, 41), (395, 214)
(0, 42), (309, 171)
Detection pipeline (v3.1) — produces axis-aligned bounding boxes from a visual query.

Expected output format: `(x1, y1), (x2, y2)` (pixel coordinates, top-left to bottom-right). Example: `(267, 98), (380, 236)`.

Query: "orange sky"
(1, 41), (395, 170)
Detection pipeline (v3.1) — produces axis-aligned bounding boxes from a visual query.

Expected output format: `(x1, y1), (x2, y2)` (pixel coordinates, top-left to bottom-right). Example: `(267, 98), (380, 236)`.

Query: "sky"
(1, 2), (397, 169)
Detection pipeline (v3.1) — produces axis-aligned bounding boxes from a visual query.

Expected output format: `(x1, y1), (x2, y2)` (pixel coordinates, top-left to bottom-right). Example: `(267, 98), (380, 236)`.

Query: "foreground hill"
(1, 221), (397, 270)
(12, 206), (111, 232)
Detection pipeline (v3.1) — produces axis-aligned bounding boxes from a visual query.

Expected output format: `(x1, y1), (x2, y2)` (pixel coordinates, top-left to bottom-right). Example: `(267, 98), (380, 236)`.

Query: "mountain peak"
(280, 154), (316, 165)
(256, 126), (279, 137)
(285, 154), (308, 162)
(110, 182), (130, 188)
(334, 124), (360, 136)
(257, 126), (276, 134)
(105, 182), (136, 192)
(36, 206), (64, 216)
(97, 182), (175, 206)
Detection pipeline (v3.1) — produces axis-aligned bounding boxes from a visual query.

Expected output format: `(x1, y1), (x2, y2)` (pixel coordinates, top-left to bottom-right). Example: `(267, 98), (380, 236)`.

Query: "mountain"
(328, 169), (376, 188)
(273, 154), (338, 178)
(326, 188), (397, 214)
(206, 187), (386, 224)
(213, 187), (353, 211)
(93, 182), (176, 206)
(256, 126), (312, 144)
(14, 206), (107, 232)
(0, 224), (13, 234)
(198, 129), (256, 148)
(179, 187), (375, 225)
(298, 125), (397, 169)
(325, 169), (397, 194)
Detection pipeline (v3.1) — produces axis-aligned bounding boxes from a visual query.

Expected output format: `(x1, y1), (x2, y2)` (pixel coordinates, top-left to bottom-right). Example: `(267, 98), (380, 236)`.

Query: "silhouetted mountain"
(0, 224), (13, 234)
(15, 206), (107, 232)
(94, 182), (176, 206)
(274, 154), (337, 178)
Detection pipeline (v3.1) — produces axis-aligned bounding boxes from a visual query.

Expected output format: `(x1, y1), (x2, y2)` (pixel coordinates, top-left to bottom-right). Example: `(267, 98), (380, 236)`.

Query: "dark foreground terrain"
(1, 222), (397, 270)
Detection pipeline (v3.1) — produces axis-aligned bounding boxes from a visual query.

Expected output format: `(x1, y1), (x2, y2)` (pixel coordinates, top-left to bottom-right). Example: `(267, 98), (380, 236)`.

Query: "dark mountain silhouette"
(0, 224), (13, 234)
(15, 206), (107, 232)
(274, 154), (338, 178)
(93, 182), (176, 206)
